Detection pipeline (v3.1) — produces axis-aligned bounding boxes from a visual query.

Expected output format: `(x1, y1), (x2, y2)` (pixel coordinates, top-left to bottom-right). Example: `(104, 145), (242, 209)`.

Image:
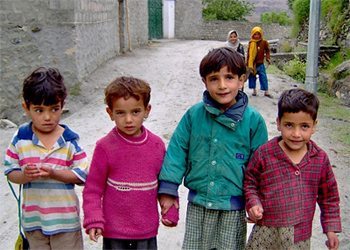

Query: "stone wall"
(0, 0), (149, 124)
(200, 21), (291, 41)
(175, 0), (291, 41)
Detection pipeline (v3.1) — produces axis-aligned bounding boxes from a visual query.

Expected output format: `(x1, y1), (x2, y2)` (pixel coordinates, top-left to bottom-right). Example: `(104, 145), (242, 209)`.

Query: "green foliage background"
(290, 0), (349, 42)
(202, 0), (253, 21)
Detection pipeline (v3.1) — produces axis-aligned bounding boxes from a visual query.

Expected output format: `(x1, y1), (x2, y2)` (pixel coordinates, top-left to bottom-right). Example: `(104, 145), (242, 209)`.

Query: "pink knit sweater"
(83, 126), (166, 239)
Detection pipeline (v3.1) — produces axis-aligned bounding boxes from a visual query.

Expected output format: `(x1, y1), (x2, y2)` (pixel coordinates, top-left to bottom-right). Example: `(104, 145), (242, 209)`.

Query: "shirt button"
(295, 170), (300, 176)
(213, 138), (218, 143)
(211, 160), (216, 166)
(210, 181), (214, 186)
(208, 202), (212, 207)
(230, 123), (235, 127)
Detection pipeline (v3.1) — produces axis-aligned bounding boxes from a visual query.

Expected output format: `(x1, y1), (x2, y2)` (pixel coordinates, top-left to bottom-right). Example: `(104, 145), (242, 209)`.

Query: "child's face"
(253, 32), (261, 40)
(23, 102), (63, 134)
(277, 111), (317, 154)
(202, 66), (245, 111)
(107, 96), (151, 137)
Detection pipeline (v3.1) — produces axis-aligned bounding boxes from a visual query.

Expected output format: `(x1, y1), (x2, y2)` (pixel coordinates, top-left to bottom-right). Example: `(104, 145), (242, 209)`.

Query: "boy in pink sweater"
(83, 76), (178, 249)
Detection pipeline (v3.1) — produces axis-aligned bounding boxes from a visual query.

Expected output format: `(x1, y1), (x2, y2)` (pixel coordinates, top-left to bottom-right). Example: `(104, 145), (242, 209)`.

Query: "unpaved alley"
(1, 40), (349, 249)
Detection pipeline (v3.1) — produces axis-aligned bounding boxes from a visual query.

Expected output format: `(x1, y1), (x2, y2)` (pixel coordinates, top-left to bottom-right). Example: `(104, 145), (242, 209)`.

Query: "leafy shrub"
(283, 57), (306, 82)
(261, 11), (292, 26)
(202, 0), (254, 21)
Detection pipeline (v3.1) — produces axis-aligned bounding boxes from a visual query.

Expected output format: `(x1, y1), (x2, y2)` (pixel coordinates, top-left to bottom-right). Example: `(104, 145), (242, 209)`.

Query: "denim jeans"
(248, 64), (268, 91)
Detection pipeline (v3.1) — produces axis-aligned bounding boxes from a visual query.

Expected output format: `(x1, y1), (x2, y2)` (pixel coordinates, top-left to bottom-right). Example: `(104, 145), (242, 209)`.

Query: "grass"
(69, 82), (81, 96)
(320, 49), (350, 73)
(266, 64), (284, 75)
(317, 93), (350, 147)
(267, 65), (350, 148)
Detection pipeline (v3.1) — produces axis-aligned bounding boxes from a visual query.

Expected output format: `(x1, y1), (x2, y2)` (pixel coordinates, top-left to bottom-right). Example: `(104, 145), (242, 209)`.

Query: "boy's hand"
(325, 232), (339, 250)
(23, 164), (43, 180)
(88, 228), (102, 242)
(159, 194), (178, 215)
(39, 164), (55, 178)
(161, 198), (180, 227)
(247, 205), (264, 223)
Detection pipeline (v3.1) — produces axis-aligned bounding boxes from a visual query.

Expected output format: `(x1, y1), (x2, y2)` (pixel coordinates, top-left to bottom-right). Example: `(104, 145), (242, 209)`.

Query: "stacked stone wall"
(200, 21), (291, 41)
(175, 0), (291, 41)
(74, 0), (119, 81)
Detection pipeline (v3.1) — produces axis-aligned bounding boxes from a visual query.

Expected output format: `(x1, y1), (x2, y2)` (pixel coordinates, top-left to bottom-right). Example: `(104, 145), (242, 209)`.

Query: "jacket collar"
(203, 90), (248, 122)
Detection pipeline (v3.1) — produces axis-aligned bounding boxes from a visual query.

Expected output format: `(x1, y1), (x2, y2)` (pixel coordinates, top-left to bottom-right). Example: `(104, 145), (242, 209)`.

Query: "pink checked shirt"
(244, 136), (341, 243)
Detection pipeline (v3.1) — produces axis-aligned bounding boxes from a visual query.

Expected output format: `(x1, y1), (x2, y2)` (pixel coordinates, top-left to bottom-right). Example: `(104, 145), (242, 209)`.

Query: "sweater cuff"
(158, 181), (179, 197)
(83, 221), (104, 235)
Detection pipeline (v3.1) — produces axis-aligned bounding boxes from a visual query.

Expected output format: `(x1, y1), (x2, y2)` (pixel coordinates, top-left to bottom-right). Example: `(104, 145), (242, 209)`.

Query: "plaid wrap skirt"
(182, 202), (246, 250)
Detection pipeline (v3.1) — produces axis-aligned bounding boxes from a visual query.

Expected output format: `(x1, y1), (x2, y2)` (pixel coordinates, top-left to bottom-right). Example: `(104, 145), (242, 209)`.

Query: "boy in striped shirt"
(4, 67), (88, 249)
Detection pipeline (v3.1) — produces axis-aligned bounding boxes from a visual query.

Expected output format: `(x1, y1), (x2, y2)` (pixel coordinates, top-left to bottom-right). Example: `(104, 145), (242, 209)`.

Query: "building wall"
(175, 0), (203, 39)
(0, 0), (149, 124)
(127, 0), (149, 49)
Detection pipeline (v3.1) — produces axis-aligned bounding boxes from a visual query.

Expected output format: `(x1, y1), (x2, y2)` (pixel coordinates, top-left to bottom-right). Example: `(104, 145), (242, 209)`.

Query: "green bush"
(202, 0), (254, 21)
(283, 57), (306, 82)
(261, 11), (292, 26)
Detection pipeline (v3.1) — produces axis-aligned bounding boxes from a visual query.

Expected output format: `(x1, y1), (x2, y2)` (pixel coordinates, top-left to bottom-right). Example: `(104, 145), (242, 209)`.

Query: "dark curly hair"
(22, 67), (67, 108)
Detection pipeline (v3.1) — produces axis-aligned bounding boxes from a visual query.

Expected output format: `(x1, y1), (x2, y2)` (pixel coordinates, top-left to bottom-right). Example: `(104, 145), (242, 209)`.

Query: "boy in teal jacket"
(158, 47), (268, 249)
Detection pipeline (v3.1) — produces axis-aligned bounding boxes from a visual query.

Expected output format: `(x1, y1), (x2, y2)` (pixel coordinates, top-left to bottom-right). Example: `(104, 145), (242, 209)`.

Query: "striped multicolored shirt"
(4, 122), (88, 235)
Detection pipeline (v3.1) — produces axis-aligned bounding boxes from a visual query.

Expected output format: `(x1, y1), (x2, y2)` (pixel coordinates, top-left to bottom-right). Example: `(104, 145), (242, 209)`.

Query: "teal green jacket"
(159, 91), (268, 210)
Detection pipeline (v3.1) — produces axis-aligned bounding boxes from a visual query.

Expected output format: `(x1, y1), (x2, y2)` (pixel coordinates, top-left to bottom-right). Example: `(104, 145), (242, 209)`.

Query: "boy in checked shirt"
(244, 88), (342, 250)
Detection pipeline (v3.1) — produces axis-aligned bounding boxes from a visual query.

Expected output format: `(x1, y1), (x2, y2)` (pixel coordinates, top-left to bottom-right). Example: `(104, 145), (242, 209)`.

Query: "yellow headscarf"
(247, 26), (263, 74)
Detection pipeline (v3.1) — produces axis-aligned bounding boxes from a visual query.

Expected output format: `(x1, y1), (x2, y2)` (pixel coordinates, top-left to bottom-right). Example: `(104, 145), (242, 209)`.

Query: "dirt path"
(1, 40), (349, 249)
